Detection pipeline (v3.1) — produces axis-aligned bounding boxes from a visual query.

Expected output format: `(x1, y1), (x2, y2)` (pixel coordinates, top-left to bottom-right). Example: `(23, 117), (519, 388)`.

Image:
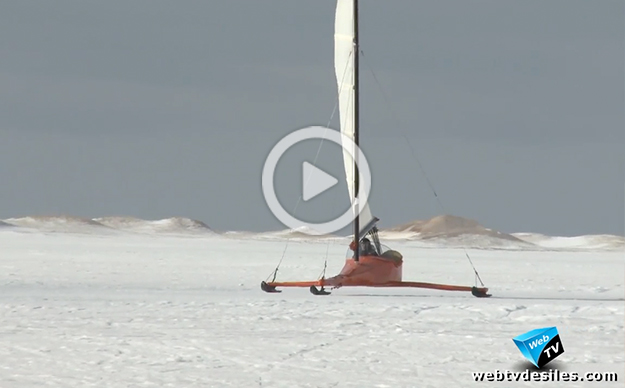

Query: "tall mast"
(353, 0), (361, 262)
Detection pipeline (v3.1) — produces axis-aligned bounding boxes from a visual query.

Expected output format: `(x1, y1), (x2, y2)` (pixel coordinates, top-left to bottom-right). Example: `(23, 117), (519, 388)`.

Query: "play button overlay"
(262, 126), (372, 236)
(302, 162), (338, 201)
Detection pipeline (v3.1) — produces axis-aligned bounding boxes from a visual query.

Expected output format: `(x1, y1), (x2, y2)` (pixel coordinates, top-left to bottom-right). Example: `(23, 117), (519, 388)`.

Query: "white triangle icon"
(302, 162), (339, 201)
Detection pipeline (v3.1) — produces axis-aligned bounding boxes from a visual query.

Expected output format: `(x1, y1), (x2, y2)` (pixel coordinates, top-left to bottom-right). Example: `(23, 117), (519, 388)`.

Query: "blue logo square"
(513, 327), (564, 368)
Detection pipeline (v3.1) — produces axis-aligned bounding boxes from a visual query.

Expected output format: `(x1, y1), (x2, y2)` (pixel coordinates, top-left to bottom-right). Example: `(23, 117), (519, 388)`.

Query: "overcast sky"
(0, 0), (623, 236)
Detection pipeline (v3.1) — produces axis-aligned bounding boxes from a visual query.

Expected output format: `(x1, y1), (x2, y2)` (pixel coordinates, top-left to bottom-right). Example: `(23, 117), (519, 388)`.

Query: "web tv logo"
(513, 327), (564, 368)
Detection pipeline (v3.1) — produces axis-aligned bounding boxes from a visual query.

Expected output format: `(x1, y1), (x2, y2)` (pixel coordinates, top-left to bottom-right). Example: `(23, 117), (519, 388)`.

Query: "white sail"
(334, 0), (376, 237)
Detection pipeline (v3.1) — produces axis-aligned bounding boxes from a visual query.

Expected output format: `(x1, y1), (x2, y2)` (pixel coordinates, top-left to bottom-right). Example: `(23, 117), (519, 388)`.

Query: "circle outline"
(261, 126), (372, 236)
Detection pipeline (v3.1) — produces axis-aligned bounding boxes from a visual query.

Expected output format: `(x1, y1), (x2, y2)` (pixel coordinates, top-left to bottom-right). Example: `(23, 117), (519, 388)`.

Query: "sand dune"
(254, 226), (342, 241)
(0, 220), (15, 228)
(385, 215), (527, 242)
(513, 232), (625, 250)
(94, 216), (214, 235)
(381, 215), (624, 251)
(4, 216), (114, 234)
(3, 215), (213, 236)
(1, 214), (622, 250)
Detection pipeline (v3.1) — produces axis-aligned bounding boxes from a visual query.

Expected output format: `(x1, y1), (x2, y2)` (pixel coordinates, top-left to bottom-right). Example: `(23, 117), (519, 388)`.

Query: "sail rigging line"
(265, 51), (355, 282)
(359, 49), (486, 287)
(317, 258), (328, 280)
(317, 189), (341, 280)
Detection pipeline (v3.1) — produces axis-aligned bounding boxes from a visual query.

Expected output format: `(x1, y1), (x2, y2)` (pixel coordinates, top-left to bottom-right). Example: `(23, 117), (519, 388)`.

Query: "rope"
(318, 259), (328, 280)
(360, 49), (486, 287)
(267, 50), (355, 282)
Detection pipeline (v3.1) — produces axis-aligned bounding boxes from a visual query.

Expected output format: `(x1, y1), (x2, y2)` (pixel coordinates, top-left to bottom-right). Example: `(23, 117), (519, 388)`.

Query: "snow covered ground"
(0, 227), (623, 387)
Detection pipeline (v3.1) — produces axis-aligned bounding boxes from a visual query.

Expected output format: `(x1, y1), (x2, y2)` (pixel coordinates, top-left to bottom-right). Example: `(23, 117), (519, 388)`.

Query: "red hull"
(324, 255), (402, 287)
(262, 255), (490, 297)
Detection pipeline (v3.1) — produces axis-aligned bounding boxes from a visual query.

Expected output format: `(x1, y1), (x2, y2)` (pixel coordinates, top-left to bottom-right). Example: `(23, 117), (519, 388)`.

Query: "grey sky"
(0, 0), (623, 236)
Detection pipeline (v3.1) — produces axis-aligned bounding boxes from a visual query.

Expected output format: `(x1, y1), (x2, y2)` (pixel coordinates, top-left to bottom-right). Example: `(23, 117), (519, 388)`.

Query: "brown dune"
(5, 215), (107, 227)
(387, 215), (525, 242)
